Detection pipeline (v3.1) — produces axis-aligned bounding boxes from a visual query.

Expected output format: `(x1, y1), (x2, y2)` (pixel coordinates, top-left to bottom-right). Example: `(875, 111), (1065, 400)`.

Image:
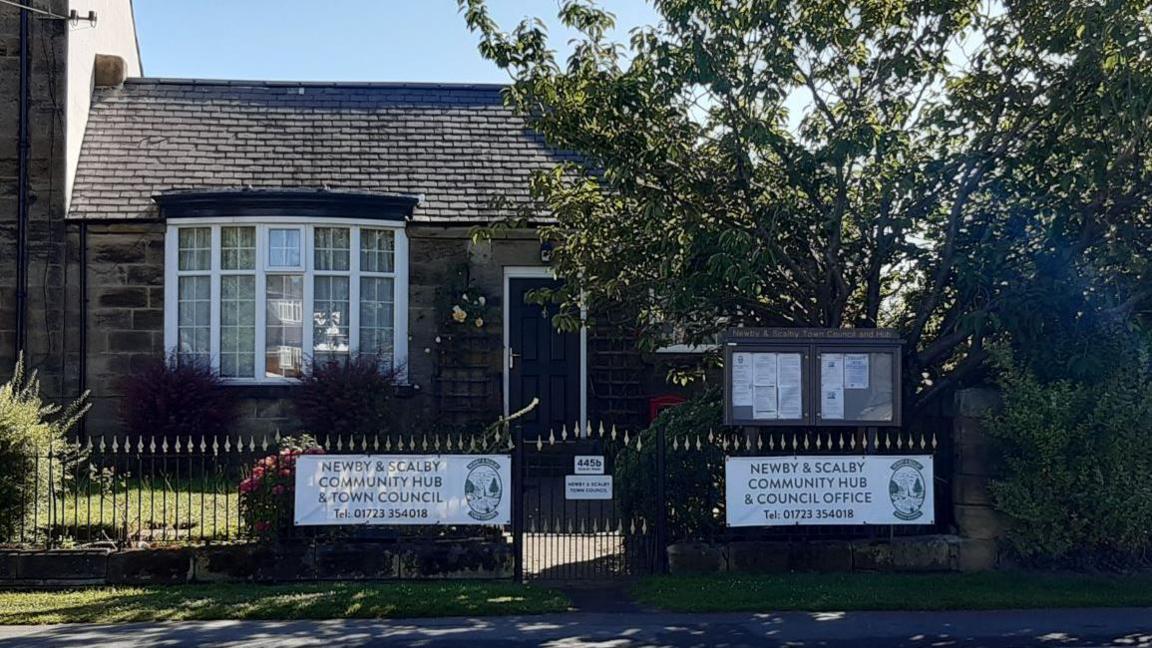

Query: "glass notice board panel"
(725, 347), (808, 426)
(816, 349), (898, 425)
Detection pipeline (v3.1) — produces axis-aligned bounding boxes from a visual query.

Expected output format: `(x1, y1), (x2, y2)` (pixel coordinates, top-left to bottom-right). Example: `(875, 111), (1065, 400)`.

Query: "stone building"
(2, 1), (694, 439)
(0, 0), (141, 400)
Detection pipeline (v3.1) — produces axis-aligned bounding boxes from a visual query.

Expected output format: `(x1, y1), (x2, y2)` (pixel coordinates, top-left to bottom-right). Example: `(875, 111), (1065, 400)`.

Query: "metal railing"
(1, 429), (512, 549)
(2, 419), (950, 563)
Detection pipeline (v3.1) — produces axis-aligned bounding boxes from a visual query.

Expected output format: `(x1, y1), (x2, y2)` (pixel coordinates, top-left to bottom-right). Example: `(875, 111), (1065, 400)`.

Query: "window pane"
(360, 229), (395, 273)
(266, 275), (304, 378)
(177, 227), (211, 271)
(177, 275), (211, 366)
(220, 275), (256, 378)
(313, 276), (350, 362)
(268, 228), (302, 268)
(221, 226), (256, 270)
(359, 277), (395, 367)
(314, 227), (350, 271)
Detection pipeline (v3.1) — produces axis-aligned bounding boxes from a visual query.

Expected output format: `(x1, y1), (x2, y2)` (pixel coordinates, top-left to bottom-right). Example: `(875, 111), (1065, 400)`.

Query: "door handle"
(509, 348), (521, 369)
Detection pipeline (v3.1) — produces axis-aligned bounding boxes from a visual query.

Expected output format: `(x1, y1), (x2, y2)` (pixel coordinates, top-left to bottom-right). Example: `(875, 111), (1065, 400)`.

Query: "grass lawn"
(21, 478), (243, 545)
(632, 572), (1152, 612)
(0, 582), (570, 624)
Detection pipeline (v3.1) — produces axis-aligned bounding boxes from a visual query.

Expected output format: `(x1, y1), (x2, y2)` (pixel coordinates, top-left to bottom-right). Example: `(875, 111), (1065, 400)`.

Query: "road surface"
(2, 608), (1151, 647)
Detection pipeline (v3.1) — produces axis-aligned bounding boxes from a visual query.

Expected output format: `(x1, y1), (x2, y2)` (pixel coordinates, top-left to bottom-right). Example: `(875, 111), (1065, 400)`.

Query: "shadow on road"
(3, 608), (1152, 647)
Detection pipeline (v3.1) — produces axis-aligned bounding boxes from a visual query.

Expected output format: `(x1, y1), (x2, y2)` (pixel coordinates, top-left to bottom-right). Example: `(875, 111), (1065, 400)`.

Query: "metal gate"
(514, 424), (664, 580)
(508, 421), (947, 581)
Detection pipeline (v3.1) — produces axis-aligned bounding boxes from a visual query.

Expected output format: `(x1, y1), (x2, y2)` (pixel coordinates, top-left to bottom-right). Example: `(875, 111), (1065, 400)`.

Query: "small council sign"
(565, 475), (613, 500)
(294, 454), (511, 526)
(725, 455), (933, 527)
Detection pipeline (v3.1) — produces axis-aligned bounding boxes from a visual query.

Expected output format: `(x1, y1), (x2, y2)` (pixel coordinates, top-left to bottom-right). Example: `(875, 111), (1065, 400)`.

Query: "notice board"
(723, 328), (902, 427)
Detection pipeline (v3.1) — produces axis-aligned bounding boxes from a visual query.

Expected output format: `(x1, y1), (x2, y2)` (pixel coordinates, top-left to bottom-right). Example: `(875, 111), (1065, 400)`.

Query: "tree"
(459, 0), (1152, 415)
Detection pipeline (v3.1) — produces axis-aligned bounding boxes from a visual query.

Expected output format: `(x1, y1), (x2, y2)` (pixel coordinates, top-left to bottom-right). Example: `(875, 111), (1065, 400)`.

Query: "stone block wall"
(76, 224), (550, 438)
(950, 387), (1007, 568)
(667, 535), (993, 574)
(0, 540), (515, 585)
(76, 221), (681, 438)
(0, 4), (79, 401)
(81, 222), (166, 436)
(406, 226), (541, 429)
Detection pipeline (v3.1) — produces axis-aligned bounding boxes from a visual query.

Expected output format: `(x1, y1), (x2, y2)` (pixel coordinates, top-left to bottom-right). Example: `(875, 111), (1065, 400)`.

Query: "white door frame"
(502, 266), (588, 434)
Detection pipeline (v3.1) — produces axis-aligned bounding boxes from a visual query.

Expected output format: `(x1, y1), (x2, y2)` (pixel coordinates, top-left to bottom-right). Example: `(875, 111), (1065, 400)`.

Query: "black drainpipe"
(15, 7), (31, 359)
(78, 221), (88, 436)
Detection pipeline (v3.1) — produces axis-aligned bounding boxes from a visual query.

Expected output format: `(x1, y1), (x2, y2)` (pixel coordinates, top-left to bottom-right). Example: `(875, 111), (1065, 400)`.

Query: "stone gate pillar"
(952, 388), (1007, 570)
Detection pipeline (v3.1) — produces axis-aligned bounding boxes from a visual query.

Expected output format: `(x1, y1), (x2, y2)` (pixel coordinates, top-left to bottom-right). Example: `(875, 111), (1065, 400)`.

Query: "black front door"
(507, 278), (580, 439)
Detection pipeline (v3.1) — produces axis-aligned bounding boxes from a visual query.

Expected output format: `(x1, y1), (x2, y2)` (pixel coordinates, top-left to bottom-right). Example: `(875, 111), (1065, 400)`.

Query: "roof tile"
(69, 78), (577, 222)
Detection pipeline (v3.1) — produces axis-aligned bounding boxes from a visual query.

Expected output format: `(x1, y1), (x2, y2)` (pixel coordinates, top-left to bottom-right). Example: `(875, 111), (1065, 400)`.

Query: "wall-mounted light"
(539, 241), (554, 264)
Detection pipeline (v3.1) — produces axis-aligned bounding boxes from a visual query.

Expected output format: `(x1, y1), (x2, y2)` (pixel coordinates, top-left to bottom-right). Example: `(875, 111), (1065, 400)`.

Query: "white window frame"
(263, 225), (306, 272)
(164, 217), (409, 384)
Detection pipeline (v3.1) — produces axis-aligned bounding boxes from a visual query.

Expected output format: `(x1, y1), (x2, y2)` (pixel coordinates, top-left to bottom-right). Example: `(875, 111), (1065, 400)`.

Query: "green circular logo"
(889, 458), (926, 521)
(465, 458), (503, 521)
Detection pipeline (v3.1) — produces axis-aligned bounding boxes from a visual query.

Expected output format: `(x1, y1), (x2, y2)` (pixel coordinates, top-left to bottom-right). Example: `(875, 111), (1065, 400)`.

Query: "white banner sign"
(726, 455), (933, 527)
(294, 454), (511, 526)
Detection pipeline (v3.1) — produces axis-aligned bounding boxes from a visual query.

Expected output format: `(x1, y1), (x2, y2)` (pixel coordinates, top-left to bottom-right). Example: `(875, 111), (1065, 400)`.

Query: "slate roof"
(69, 78), (577, 222)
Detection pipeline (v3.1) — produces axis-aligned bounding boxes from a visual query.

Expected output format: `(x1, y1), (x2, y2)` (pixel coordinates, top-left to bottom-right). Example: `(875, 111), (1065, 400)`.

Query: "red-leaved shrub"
(118, 355), (238, 443)
(293, 354), (400, 440)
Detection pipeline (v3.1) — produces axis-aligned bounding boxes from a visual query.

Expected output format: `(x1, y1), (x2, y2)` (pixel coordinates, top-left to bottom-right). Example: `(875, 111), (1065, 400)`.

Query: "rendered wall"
(65, 0), (142, 208)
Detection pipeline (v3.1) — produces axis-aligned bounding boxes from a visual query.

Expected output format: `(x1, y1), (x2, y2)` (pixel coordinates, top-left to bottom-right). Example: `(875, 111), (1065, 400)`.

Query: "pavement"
(1, 608), (1151, 647)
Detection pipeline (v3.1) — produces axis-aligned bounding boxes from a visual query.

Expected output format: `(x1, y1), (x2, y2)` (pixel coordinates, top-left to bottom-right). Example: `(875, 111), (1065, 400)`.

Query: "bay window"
(164, 219), (408, 382)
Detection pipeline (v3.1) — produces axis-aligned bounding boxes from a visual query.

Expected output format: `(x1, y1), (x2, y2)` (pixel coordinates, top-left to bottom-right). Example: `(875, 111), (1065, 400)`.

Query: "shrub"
(986, 353), (1152, 568)
(0, 355), (90, 541)
(119, 355), (237, 443)
(293, 355), (399, 440)
(239, 434), (324, 539)
(615, 387), (725, 542)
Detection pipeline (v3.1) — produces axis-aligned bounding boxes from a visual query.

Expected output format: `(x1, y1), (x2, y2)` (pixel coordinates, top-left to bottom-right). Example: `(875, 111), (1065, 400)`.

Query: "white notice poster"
(845, 353), (870, 389)
(820, 353), (845, 420)
(731, 352), (754, 407)
(294, 455), (511, 526)
(776, 353), (803, 419)
(821, 388), (845, 420)
(821, 353), (844, 387)
(726, 455), (935, 526)
(753, 386), (778, 419)
(753, 353), (778, 386)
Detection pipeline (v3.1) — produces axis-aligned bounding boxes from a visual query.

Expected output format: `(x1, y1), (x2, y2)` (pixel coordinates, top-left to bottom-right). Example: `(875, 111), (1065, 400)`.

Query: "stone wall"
(81, 221), (166, 436)
(77, 221), (689, 437)
(0, 3), (79, 401)
(77, 224), (549, 437)
(668, 535), (993, 574)
(0, 540), (515, 585)
(406, 226), (540, 430)
(950, 387), (1007, 569)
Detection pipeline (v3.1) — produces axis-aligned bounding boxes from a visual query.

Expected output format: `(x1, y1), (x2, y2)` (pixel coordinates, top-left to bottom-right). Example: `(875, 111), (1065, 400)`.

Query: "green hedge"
(987, 355), (1152, 567)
